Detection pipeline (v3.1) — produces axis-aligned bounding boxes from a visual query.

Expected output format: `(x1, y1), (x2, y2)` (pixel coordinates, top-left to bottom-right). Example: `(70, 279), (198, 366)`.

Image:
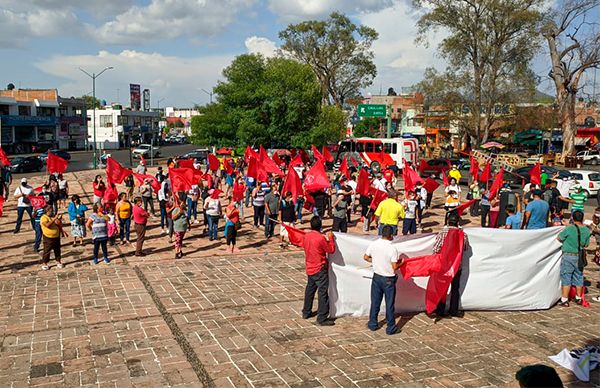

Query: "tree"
(543, 0), (600, 156)
(413, 0), (545, 147)
(279, 12), (378, 107)
(353, 117), (381, 138)
(82, 95), (101, 109)
(191, 103), (236, 146)
(293, 105), (347, 148)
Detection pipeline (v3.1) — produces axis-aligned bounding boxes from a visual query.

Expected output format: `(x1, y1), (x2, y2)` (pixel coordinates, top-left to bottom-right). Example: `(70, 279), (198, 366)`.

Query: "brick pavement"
(0, 168), (598, 387)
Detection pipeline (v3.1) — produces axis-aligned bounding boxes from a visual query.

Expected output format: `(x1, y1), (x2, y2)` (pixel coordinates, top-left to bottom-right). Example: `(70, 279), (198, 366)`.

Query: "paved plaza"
(0, 169), (599, 387)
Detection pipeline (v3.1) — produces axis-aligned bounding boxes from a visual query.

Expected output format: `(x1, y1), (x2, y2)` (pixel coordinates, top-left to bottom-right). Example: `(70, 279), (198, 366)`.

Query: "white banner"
(328, 227), (563, 317)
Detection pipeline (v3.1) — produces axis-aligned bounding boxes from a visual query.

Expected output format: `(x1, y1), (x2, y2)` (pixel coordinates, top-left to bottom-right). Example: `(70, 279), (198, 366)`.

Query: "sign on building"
(357, 104), (387, 118)
(130, 84), (141, 111)
(143, 89), (150, 111)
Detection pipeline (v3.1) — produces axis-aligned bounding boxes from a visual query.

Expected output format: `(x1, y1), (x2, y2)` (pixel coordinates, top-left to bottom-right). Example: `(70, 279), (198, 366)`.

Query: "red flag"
(488, 166), (505, 198)
(259, 146), (284, 176)
(479, 161), (491, 182)
(282, 165), (303, 202)
(30, 196), (47, 209)
(169, 168), (195, 192)
(103, 184), (118, 203)
(208, 154), (220, 172)
(442, 172), (449, 187)
(299, 149), (310, 164)
(283, 224), (306, 247)
(244, 146), (259, 163)
(418, 159), (428, 174)
(400, 254), (442, 279)
(423, 178), (440, 194)
(106, 157), (132, 185)
(304, 161), (330, 192)
(133, 173), (161, 192)
(225, 158), (235, 175)
(529, 163), (541, 186)
(47, 151), (68, 174)
(454, 199), (476, 216)
(272, 152), (283, 167)
(139, 154), (146, 166)
(0, 147), (10, 167)
(402, 160), (424, 193)
(177, 159), (196, 169)
(369, 187), (388, 210)
(356, 168), (371, 196)
(311, 145), (324, 161)
(247, 157), (269, 182)
(210, 188), (223, 199)
(469, 154), (479, 180)
(0, 196), (4, 216)
(289, 154), (303, 168)
(233, 182), (245, 202)
(322, 146), (333, 163)
(339, 157), (350, 180)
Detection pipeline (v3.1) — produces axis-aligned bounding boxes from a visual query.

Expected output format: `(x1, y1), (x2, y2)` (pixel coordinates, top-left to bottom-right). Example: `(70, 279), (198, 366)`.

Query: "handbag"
(575, 225), (588, 271)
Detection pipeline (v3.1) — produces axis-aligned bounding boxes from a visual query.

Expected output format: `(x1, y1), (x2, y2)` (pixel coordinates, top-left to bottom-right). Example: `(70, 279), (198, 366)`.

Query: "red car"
(418, 158), (452, 177)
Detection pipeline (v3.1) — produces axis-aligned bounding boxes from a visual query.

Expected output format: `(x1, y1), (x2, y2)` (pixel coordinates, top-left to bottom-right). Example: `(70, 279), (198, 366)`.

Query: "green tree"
(190, 103), (237, 146)
(279, 12), (378, 107)
(82, 95), (101, 109)
(413, 0), (545, 147)
(352, 117), (381, 138)
(293, 105), (347, 148)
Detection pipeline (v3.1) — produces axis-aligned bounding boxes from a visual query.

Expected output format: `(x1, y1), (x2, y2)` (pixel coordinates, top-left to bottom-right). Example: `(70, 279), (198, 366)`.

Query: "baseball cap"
(20, 177), (27, 183)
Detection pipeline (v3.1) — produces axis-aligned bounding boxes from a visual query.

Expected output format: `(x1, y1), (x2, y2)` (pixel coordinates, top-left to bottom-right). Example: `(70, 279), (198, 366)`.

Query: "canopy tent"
(513, 129), (543, 146)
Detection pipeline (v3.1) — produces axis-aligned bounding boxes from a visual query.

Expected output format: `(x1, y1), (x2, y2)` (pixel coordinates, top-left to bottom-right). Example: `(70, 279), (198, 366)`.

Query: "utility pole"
(79, 66), (114, 169)
(386, 104), (392, 139)
(201, 88), (213, 104)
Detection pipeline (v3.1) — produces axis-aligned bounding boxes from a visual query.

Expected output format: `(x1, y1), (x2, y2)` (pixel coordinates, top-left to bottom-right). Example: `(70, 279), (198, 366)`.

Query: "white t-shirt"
(14, 185), (33, 207)
(445, 184), (462, 194)
(373, 179), (386, 192)
(347, 180), (357, 192)
(402, 199), (419, 219)
(365, 238), (399, 277)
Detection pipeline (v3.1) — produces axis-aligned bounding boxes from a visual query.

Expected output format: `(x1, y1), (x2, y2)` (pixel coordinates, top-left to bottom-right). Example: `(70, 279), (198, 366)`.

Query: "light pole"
(79, 66), (114, 169)
(156, 98), (165, 110)
(201, 88), (213, 104)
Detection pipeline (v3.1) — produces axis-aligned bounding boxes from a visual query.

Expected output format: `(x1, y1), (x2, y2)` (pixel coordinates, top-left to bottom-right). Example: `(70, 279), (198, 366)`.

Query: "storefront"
(0, 115), (58, 153)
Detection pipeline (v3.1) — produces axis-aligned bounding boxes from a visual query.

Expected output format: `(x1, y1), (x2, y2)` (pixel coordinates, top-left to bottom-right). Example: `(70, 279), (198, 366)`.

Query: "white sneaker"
(592, 296), (600, 302)
(41, 265), (49, 271)
(161, 229), (166, 234)
(56, 263), (64, 269)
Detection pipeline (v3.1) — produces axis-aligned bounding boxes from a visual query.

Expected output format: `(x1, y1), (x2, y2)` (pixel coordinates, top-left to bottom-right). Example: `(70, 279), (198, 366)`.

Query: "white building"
(87, 105), (160, 150)
(164, 106), (201, 136)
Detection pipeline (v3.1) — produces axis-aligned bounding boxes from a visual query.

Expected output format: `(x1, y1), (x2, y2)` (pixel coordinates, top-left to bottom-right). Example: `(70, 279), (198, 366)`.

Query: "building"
(366, 93), (426, 137)
(87, 105), (160, 150)
(58, 97), (87, 150)
(164, 106), (201, 136)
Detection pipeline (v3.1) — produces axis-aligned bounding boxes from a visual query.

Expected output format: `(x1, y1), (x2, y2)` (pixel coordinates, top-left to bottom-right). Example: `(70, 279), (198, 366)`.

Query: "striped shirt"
(569, 191), (587, 211)
(89, 214), (108, 240)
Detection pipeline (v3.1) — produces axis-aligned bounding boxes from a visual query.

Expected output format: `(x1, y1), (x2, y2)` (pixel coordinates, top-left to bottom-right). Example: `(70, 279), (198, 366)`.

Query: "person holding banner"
(374, 190), (404, 236)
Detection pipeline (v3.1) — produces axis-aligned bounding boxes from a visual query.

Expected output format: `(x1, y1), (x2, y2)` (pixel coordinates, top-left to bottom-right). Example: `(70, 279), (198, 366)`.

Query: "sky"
(0, 0), (596, 108)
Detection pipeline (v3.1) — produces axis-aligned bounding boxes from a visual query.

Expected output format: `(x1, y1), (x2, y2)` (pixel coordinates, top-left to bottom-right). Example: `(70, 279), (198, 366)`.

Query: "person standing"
(172, 201), (189, 259)
(135, 160), (146, 175)
(40, 205), (66, 270)
(302, 216), (336, 326)
(187, 184), (200, 224)
(264, 184), (280, 239)
(92, 175), (105, 206)
(124, 174), (135, 200)
(521, 190), (549, 230)
(158, 179), (170, 233)
(86, 204), (111, 264)
(48, 175), (59, 214)
(374, 190), (404, 236)
(360, 190), (373, 233)
(566, 184), (587, 215)
(57, 174), (68, 209)
(13, 177), (35, 234)
(244, 174), (256, 208)
(501, 194), (522, 229)
(402, 191), (419, 235)
(279, 191), (296, 247)
(415, 182), (427, 229)
(132, 196), (150, 256)
(32, 205), (45, 253)
(469, 180), (481, 217)
(252, 182), (267, 228)
(204, 189), (222, 241)
(556, 210), (590, 307)
(67, 194), (87, 246)
(332, 189), (349, 233)
(448, 165), (462, 183)
(480, 189), (491, 227)
(139, 179), (155, 215)
(115, 193), (133, 245)
(224, 197), (241, 253)
(363, 225), (403, 335)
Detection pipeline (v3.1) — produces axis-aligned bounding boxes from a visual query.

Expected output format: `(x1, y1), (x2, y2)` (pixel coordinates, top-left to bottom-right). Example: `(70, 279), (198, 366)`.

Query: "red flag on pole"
(0, 147), (10, 167)
(289, 154), (303, 168)
(455, 199), (476, 216)
(479, 161), (491, 182)
(529, 162), (541, 186)
(259, 146), (284, 176)
(30, 196), (47, 209)
(282, 165), (303, 202)
(177, 159), (196, 169)
(103, 183), (119, 204)
(47, 151), (68, 174)
(423, 177), (440, 194)
(225, 158), (235, 175)
(272, 152), (283, 167)
(304, 161), (330, 192)
(488, 166), (505, 198)
(247, 157), (268, 182)
(169, 168), (195, 192)
(356, 168), (371, 196)
(402, 160), (424, 193)
(133, 173), (161, 192)
(311, 145), (324, 161)
(283, 223), (306, 247)
(339, 157), (350, 180)
(369, 187), (388, 210)
(208, 154), (220, 172)
(469, 154), (480, 180)
(233, 182), (245, 202)
(442, 171), (449, 187)
(322, 146), (333, 163)
(106, 157), (132, 184)
(244, 146), (259, 163)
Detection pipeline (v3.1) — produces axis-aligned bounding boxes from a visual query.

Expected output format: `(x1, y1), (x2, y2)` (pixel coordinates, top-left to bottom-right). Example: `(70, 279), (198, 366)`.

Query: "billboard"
(143, 89), (150, 111)
(130, 84), (141, 110)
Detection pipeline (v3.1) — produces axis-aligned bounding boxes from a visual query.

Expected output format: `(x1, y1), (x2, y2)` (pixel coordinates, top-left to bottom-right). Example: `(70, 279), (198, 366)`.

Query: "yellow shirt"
(449, 169), (462, 182)
(117, 202), (132, 219)
(41, 214), (60, 238)
(375, 198), (405, 225)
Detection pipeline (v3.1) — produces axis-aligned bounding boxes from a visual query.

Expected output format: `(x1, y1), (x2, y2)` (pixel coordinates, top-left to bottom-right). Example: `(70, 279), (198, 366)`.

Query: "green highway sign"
(357, 104), (387, 118)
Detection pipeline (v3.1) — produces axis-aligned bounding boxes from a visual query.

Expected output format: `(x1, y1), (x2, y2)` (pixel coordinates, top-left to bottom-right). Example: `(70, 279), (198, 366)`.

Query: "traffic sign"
(357, 104), (387, 118)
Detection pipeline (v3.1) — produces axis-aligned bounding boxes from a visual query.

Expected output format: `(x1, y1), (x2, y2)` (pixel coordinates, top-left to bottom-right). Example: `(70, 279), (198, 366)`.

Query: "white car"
(132, 144), (160, 158)
(576, 150), (600, 165)
(568, 170), (600, 196)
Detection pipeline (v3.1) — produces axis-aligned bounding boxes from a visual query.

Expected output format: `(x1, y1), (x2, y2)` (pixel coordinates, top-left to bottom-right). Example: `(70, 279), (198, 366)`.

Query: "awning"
(575, 137), (591, 146)
(34, 99), (59, 108)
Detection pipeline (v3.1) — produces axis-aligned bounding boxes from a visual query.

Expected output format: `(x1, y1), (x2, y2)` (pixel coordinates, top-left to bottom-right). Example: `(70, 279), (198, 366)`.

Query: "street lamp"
(201, 88), (213, 104)
(79, 66), (114, 169)
(156, 98), (165, 110)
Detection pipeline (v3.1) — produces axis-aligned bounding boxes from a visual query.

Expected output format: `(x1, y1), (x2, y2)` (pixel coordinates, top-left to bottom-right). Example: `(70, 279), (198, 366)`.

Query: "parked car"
(507, 165), (573, 186)
(568, 170), (600, 196)
(418, 158), (452, 177)
(10, 156), (43, 173)
(38, 149), (71, 164)
(132, 144), (160, 158)
(176, 149), (209, 164)
(576, 150), (600, 165)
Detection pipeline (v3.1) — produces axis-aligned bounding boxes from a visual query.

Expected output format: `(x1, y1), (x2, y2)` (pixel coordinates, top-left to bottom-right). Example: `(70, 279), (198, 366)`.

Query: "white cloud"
(35, 50), (233, 106)
(92, 0), (256, 45)
(268, 0), (395, 21)
(244, 36), (278, 57)
(0, 8), (80, 47)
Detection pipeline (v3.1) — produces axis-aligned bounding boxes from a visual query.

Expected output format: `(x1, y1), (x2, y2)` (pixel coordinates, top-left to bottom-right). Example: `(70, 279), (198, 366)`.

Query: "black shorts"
(59, 189), (68, 200)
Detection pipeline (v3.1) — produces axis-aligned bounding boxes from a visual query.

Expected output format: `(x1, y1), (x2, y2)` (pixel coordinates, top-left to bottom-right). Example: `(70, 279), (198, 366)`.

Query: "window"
(374, 143), (383, 152)
(118, 116), (127, 125)
(59, 107), (68, 117)
(99, 115), (112, 127)
(356, 142), (364, 152)
(75, 108), (83, 116)
(365, 142), (373, 152)
(18, 105), (31, 116)
(392, 143), (397, 154)
(133, 116), (142, 126)
(571, 173), (583, 180)
(0, 105), (9, 115)
(38, 107), (55, 117)
(384, 143), (392, 154)
(588, 173), (600, 181)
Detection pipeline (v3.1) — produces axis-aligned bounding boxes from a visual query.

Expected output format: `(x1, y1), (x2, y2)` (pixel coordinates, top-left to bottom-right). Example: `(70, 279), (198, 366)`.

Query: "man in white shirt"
(13, 177), (35, 233)
(363, 225), (404, 335)
(373, 173), (386, 192)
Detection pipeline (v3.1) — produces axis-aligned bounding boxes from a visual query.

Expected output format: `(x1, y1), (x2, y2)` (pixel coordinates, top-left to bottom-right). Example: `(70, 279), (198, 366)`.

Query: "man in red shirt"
(302, 216), (336, 326)
(132, 196), (150, 256)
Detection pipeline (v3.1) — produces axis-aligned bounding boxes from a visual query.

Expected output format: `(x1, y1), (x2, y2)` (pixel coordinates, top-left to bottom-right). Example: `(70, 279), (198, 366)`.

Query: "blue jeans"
(33, 223), (42, 251)
(378, 223), (398, 236)
(265, 216), (276, 238)
(159, 201), (167, 229)
(295, 199), (304, 222)
(368, 273), (398, 334)
(93, 237), (109, 262)
(245, 187), (253, 207)
(402, 218), (416, 235)
(15, 206), (34, 233)
(237, 201), (244, 219)
(119, 217), (131, 242)
(560, 254), (584, 286)
(208, 215), (219, 240)
(187, 198), (198, 221)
